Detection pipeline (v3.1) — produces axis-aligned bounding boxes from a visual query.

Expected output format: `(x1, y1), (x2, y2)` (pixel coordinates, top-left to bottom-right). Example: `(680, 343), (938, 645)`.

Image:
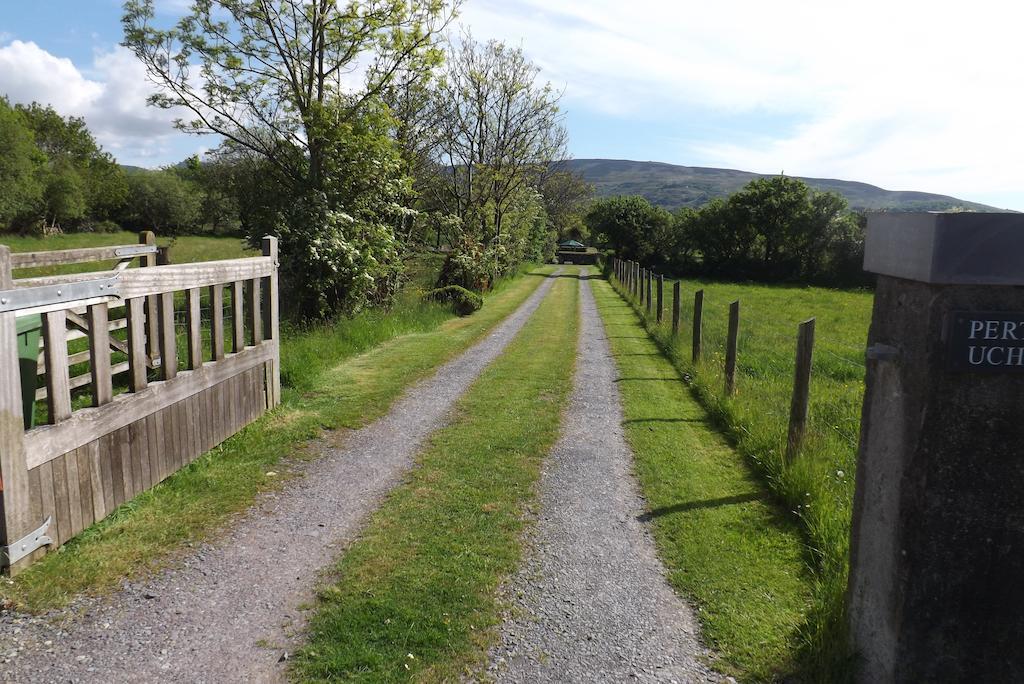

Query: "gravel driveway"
(487, 271), (724, 683)
(0, 271), (560, 684)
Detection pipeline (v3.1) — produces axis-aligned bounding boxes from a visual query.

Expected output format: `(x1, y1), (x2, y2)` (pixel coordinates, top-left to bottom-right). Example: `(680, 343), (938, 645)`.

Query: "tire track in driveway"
(488, 270), (724, 683)
(0, 270), (562, 684)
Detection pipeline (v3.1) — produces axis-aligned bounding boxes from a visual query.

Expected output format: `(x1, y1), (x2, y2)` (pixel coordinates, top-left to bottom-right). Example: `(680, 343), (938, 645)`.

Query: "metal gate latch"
(2, 517), (52, 566)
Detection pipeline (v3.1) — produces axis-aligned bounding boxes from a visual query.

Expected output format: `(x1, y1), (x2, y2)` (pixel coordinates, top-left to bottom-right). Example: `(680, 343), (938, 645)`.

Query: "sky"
(2, 0), (1024, 209)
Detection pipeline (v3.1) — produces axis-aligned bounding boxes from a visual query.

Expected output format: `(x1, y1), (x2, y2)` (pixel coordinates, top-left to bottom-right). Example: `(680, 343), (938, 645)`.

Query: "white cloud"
(458, 0), (1024, 204)
(0, 39), (190, 166)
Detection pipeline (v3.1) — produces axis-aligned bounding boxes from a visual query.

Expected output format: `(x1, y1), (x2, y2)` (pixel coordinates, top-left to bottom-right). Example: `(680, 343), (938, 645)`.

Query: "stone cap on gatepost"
(865, 212), (1024, 285)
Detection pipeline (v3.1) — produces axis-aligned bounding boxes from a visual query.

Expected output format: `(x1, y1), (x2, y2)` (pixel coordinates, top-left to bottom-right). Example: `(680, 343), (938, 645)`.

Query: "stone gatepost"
(848, 212), (1024, 682)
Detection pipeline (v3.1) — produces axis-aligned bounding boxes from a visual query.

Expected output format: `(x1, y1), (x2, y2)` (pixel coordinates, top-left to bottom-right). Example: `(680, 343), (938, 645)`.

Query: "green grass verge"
(294, 271), (580, 682)
(0, 265), (554, 611)
(607, 272), (869, 681)
(591, 277), (812, 681)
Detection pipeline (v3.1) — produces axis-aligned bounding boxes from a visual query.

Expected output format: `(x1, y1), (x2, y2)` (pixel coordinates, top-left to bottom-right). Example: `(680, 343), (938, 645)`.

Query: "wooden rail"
(0, 235), (281, 573)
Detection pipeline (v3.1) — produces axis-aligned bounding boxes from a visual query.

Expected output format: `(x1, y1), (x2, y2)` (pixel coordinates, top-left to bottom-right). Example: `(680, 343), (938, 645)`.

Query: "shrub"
(424, 285), (483, 316)
(436, 235), (491, 292)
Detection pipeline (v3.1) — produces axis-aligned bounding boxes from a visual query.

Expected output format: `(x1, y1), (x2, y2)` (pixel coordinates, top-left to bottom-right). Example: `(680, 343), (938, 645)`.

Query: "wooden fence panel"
(0, 242), (281, 572)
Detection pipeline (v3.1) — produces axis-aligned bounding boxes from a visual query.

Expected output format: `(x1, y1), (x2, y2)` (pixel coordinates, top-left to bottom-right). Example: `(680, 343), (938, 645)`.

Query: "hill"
(564, 159), (1002, 212)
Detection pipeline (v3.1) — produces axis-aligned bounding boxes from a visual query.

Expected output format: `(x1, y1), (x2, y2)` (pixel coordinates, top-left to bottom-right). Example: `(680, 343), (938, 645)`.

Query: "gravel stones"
(487, 272), (724, 683)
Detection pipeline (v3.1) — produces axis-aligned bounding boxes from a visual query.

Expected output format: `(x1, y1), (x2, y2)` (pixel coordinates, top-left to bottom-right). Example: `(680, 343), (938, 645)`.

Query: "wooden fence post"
(657, 275), (664, 323)
(786, 318), (816, 462)
(140, 231), (159, 368)
(672, 281), (681, 336)
(262, 236), (281, 407)
(640, 268), (646, 305)
(646, 270), (653, 315)
(0, 246), (35, 574)
(692, 289), (704, 363)
(725, 300), (740, 395)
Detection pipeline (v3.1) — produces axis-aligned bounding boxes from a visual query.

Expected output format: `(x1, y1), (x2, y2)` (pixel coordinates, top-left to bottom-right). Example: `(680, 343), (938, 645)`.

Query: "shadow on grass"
(638, 492), (768, 522)
(622, 417), (711, 425)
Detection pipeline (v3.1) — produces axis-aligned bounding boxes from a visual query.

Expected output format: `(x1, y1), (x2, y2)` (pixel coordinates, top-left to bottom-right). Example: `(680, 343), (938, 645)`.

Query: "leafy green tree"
(539, 168), (593, 242)
(123, 0), (457, 318)
(15, 102), (128, 227)
(585, 195), (673, 267)
(121, 169), (202, 234)
(430, 34), (567, 280)
(0, 99), (44, 229)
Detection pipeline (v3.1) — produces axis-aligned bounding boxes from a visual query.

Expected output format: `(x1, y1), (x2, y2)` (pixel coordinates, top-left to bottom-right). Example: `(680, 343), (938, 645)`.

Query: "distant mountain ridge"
(563, 159), (1002, 213)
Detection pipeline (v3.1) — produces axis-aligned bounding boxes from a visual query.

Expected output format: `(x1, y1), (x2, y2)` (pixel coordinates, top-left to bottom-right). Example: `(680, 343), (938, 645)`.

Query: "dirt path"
(487, 271), (722, 683)
(0, 272), (561, 684)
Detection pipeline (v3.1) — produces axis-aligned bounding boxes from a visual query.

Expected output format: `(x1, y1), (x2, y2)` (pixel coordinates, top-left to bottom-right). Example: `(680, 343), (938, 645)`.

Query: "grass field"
(610, 271), (873, 681)
(296, 270), (578, 682)
(0, 248), (552, 610)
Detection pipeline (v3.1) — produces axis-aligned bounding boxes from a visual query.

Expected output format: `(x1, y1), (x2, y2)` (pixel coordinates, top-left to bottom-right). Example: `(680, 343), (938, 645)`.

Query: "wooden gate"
(0, 234), (280, 573)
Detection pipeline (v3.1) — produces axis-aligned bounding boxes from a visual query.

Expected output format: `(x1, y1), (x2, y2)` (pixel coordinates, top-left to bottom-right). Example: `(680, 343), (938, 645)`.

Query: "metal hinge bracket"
(0, 275), (121, 313)
(2, 517), (53, 566)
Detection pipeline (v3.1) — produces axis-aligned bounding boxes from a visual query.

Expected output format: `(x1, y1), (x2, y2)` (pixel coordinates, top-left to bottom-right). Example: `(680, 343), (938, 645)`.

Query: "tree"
(121, 169), (202, 234)
(585, 195), (673, 267)
(123, 0), (457, 317)
(0, 99), (44, 229)
(15, 102), (128, 228)
(430, 34), (567, 278)
(538, 167), (592, 241)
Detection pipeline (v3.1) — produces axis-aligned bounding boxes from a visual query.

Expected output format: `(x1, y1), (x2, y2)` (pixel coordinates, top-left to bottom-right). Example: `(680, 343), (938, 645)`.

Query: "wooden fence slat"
(231, 281), (244, 352)
(786, 318), (816, 462)
(74, 447), (94, 530)
(248, 278), (263, 346)
(692, 289), (704, 364)
(86, 439), (106, 522)
(127, 297), (148, 392)
(210, 284), (225, 362)
(186, 288), (203, 370)
(159, 292), (177, 381)
(118, 428), (134, 501)
(63, 451), (84, 537)
(672, 281), (681, 336)
(725, 300), (740, 396)
(50, 455), (71, 547)
(42, 310), (72, 423)
(87, 304), (113, 407)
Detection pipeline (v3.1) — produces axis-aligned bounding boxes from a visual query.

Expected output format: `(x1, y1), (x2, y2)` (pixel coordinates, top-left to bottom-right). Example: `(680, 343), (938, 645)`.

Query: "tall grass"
(611, 271), (873, 681)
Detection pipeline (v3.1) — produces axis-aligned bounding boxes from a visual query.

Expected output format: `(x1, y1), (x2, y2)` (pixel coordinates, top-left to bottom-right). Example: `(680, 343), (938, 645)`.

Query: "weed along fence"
(0, 234), (280, 574)
(609, 256), (847, 462)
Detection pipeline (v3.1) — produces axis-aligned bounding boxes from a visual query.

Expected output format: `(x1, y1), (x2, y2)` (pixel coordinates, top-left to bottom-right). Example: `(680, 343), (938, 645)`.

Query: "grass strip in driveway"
(0, 266), (555, 612)
(591, 277), (812, 681)
(294, 270), (580, 682)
